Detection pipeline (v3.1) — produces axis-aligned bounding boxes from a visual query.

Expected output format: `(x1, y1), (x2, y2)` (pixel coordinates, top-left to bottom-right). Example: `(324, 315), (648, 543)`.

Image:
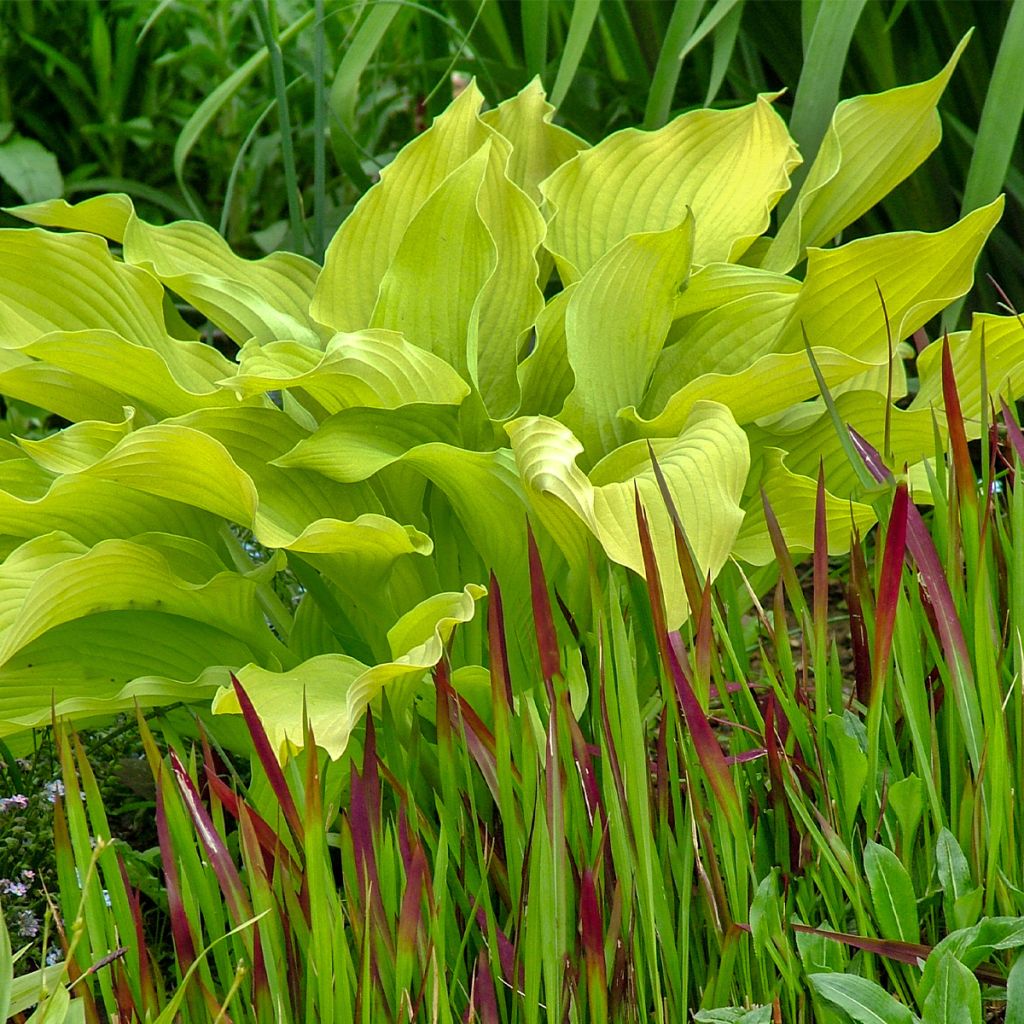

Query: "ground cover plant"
(8, 373), (1024, 1022)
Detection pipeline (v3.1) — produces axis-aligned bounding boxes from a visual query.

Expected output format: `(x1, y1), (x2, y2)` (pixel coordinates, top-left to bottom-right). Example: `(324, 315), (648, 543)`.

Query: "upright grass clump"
(11, 377), (1024, 1022)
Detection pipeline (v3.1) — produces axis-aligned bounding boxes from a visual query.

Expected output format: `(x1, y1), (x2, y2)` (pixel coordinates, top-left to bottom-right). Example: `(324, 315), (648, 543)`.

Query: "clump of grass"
(10, 365), (1024, 1023)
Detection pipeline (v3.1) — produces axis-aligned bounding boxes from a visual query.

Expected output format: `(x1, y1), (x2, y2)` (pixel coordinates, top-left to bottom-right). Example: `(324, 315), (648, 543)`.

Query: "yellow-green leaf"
(227, 330), (472, 413)
(212, 584), (486, 760)
(313, 83), (492, 332)
(508, 402), (749, 627)
(765, 36), (970, 273)
(560, 218), (694, 461)
(541, 94), (799, 281)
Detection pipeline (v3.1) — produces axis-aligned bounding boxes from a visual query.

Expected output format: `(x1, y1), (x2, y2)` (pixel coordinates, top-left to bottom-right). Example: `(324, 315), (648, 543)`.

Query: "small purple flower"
(0, 794), (29, 812)
(0, 879), (29, 897)
(20, 869), (34, 882)
(16, 910), (39, 938)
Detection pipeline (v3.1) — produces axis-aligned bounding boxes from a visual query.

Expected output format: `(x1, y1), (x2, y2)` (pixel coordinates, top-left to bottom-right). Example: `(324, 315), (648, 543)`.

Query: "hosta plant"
(0, 47), (1020, 752)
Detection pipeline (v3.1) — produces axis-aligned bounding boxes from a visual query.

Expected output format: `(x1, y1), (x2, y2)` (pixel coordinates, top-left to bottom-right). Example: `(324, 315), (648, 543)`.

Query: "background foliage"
(1, 0), (1021, 320)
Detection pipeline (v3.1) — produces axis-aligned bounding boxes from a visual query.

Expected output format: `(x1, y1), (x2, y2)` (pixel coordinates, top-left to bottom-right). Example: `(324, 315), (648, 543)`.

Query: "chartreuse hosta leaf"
(11, 192), (327, 348)
(541, 94), (800, 281)
(913, 313), (1024, 429)
(629, 204), (1000, 438)
(765, 35), (970, 273)
(315, 82), (550, 420)
(226, 330), (471, 413)
(507, 402), (748, 627)
(479, 77), (587, 204)
(212, 584), (486, 760)
(732, 448), (874, 565)
(358, 133), (544, 418)
(560, 218), (694, 460)
(0, 532), (284, 734)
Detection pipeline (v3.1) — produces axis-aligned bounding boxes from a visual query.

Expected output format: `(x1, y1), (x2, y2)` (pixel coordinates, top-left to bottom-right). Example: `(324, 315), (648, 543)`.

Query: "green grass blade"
(944, 0), (1024, 330)
(779, 0), (867, 216)
(172, 6), (315, 221)
(253, 0), (304, 254)
(550, 0), (602, 110)
(312, 0), (327, 263)
(521, 0), (550, 80)
(643, 0), (703, 130)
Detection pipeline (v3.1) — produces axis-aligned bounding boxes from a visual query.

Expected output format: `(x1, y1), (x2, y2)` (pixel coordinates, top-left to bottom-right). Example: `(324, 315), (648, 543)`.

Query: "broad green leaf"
(12, 194), (325, 347)
(16, 410), (135, 474)
(541, 94), (799, 280)
(516, 286), (575, 418)
(507, 402), (748, 627)
(672, 263), (802, 320)
(559, 218), (694, 460)
(774, 201), (1004, 360)
(631, 347), (880, 437)
(313, 82), (493, 332)
(913, 314), (1024, 429)
(0, 228), (168, 348)
(750, 391), (942, 501)
(936, 829), (974, 909)
(0, 533), (280, 666)
(921, 953), (981, 1024)
(276, 420), (531, 609)
(826, 713), (868, 834)
(212, 584), (486, 759)
(864, 841), (920, 942)
(5, 192), (132, 240)
(0, 622), (233, 737)
(227, 330), (471, 413)
(79, 423), (260, 526)
(369, 145), (494, 385)
(647, 291), (799, 397)
(750, 870), (784, 953)
(0, 471), (221, 549)
(20, 330), (240, 418)
(765, 37), (969, 273)
(809, 974), (918, 1024)
(732, 448), (875, 564)
(0, 349), (128, 425)
(271, 406), (463, 482)
(480, 77), (588, 204)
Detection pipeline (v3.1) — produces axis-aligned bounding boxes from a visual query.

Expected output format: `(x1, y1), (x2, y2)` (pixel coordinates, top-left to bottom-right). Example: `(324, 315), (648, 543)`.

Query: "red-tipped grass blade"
(850, 428), (983, 771)
(470, 950), (501, 1024)
(871, 482), (909, 698)
(156, 775), (198, 973)
(648, 441), (705, 621)
(528, 524), (561, 695)
(396, 810), (428, 960)
(581, 867), (608, 1022)
(230, 674), (304, 842)
(169, 749), (253, 929)
(760, 488), (808, 622)
(1001, 398), (1024, 466)
(635, 490), (743, 832)
(942, 335), (979, 511)
(487, 571), (514, 708)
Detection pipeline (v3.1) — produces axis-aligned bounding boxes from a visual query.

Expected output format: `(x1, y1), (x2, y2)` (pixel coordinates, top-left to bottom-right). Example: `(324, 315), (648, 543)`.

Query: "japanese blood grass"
(10, 382), (1024, 1022)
